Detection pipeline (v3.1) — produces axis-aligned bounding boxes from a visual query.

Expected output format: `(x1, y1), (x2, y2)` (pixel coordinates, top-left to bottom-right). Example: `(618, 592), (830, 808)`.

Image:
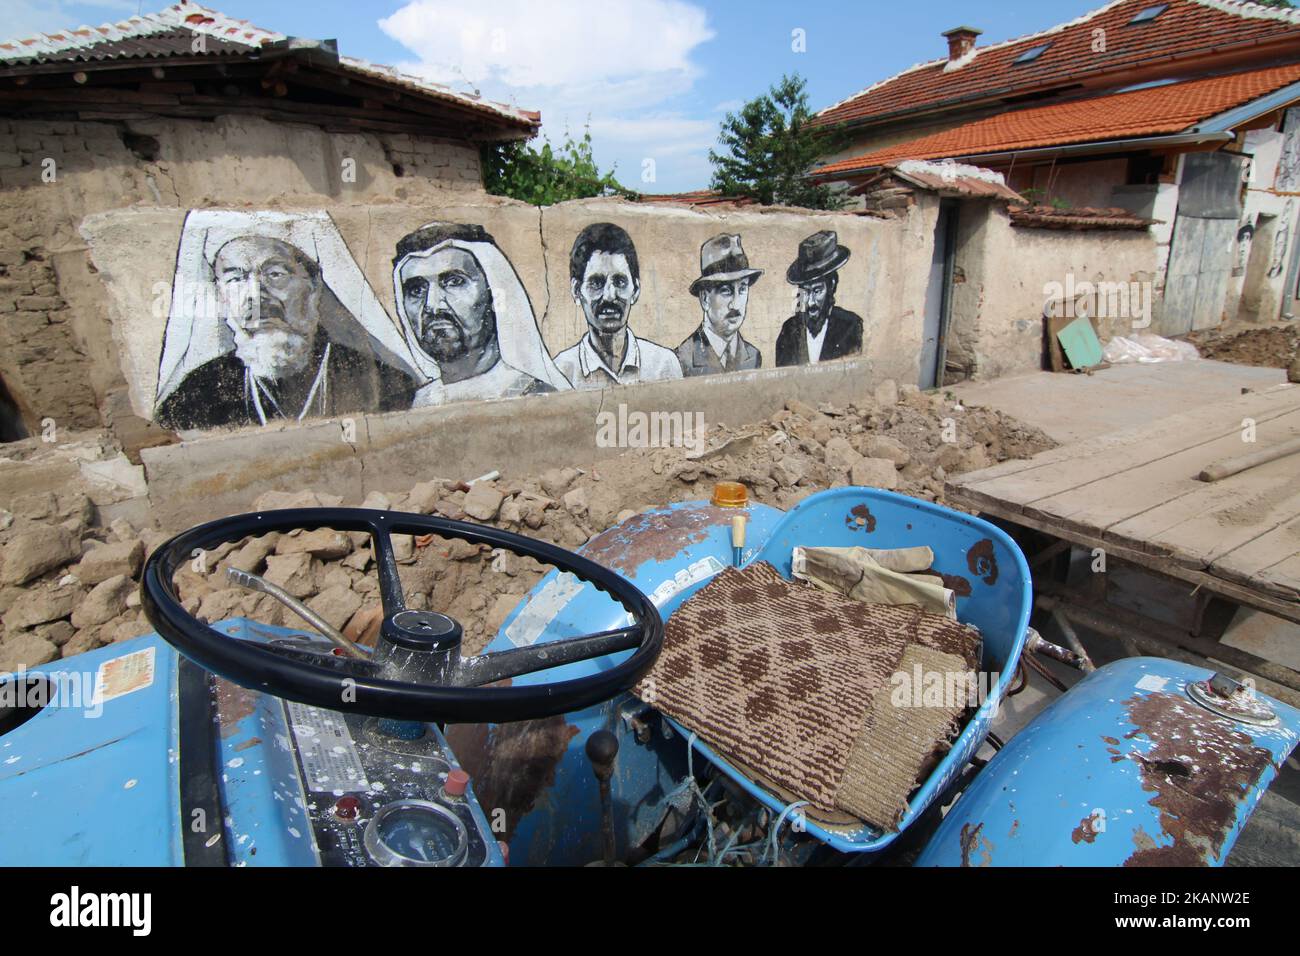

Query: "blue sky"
(12, 0), (1103, 191)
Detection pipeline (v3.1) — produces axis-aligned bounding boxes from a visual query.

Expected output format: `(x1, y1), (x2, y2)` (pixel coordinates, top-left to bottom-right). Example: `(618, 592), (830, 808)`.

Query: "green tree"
(709, 73), (846, 209)
(481, 127), (635, 206)
(1252, 0), (1292, 7)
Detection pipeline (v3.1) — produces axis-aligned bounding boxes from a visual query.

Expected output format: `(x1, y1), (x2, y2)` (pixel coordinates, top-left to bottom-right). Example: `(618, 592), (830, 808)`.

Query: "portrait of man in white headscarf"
(154, 210), (418, 430)
(392, 222), (572, 405)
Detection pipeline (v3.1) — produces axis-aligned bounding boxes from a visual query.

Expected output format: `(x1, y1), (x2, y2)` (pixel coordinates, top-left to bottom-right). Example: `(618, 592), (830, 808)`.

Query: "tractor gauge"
(363, 799), (469, 867)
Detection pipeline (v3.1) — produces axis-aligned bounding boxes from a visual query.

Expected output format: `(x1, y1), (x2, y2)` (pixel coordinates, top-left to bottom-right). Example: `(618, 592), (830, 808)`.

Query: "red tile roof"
(814, 0), (1300, 130)
(815, 62), (1300, 175)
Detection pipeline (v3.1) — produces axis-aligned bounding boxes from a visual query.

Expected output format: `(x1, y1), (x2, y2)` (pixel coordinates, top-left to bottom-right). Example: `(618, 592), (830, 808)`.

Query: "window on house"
(1128, 4), (1169, 24)
(1013, 43), (1051, 65)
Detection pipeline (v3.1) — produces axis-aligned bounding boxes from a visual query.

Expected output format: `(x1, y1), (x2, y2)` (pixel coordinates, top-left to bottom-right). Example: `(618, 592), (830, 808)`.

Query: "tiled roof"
(876, 160), (1025, 201)
(0, 1), (538, 130)
(815, 62), (1300, 175)
(814, 0), (1300, 129)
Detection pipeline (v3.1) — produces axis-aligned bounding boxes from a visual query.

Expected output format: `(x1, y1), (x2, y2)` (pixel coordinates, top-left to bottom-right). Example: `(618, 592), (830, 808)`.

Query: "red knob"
(445, 769), (470, 797)
(334, 795), (361, 820)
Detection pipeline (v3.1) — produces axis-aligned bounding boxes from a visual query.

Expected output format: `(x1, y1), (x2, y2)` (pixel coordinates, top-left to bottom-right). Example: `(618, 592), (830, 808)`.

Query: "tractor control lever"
(226, 567), (368, 660)
(586, 730), (619, 865)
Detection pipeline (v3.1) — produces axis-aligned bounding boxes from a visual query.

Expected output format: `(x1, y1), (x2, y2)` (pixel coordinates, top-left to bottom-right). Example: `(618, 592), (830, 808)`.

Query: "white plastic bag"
(1103, 333), (1200, 364)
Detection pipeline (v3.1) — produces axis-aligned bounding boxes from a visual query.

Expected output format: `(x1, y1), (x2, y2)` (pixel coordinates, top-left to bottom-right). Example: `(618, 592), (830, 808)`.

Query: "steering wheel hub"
(384, 610), (463, 651)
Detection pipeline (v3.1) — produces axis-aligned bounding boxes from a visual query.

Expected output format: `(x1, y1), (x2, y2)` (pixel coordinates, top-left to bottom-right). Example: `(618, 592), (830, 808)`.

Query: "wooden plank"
(945, 491), (1300, 625)
(1211, 516), (1300, 600)
(949, 385), (1300, 496)
(1025, 410), (1300, 544)
(949, 388), (1300, 512)
(1106, 454), (1300, 569)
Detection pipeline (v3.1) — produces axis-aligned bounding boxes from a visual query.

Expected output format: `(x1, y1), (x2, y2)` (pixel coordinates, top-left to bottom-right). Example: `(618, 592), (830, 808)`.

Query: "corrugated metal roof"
(1, 28), (252, 64)
(0, 2), (538, 129)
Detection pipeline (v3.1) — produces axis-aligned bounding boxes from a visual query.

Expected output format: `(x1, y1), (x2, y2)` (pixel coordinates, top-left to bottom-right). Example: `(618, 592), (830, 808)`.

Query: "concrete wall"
(0, 114), (483, 438)
(140, 353), (890, 527)
(1230, 121), (1300, 323)
(948, 206), (1160, 380)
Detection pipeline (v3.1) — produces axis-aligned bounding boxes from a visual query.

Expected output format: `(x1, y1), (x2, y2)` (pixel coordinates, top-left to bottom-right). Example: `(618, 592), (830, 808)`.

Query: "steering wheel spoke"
(367, 524), (409, 618)
(457, 625), (644, 687)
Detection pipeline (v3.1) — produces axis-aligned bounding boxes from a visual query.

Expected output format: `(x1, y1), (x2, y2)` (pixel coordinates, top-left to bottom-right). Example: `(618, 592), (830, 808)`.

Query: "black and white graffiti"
(774, 230), (863, 367)
(553, 222), (682, 389)
(675, 234), (763, 376)
(392, 222), (571, 405)
(1277, 107), (1300, 194)
(1268, 200), (1293, 280)
(154, 211), (416, 430)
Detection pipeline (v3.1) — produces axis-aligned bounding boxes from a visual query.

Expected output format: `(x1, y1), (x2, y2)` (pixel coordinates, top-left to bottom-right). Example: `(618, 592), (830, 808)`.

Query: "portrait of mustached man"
(675, 233), (763, 376)
(553, 222), (682, 389)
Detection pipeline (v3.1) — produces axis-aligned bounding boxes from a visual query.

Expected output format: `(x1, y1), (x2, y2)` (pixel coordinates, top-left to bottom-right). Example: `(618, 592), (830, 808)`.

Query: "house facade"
(811, 0), (1300, 334)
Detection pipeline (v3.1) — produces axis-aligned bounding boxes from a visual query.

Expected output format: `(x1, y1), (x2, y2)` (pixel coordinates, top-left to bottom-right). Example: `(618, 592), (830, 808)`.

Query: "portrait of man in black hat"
(675, 233), (763, 377)
(775, 230), (863, 367)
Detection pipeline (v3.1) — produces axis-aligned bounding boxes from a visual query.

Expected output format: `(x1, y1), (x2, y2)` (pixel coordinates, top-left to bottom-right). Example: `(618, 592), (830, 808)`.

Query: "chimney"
(942, 26), (982, 62)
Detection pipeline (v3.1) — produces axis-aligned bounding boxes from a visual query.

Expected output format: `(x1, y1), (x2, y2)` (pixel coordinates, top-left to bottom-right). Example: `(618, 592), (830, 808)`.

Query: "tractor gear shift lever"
(586, 730), (619, 864)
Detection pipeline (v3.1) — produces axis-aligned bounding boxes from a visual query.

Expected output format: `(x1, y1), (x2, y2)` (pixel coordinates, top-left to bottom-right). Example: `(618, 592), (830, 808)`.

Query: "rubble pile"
(0, 383), (1054, 664)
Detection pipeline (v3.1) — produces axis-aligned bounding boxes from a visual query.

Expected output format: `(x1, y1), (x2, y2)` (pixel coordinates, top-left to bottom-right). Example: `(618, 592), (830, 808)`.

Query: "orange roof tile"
(815, 62), (1300, 175)
(814, 0), (1300, 130)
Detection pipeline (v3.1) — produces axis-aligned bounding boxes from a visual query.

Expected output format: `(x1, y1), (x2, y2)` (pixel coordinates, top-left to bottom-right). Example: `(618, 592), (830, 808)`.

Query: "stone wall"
(0, 114), (483, 439)
(948, 210), (1160, 380)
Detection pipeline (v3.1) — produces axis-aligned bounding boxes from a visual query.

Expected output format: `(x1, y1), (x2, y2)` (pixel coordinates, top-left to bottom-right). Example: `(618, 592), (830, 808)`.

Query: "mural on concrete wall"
(1234, 218), (1255, 278)
(391, 222), (572, 406)
(675, 234), (764, 376)
(775, 230), (863, 366)
(155, 211), (418, 430)
(1277, 107), (1300, 194)
(148, 212), (878, 429)
(553, 222), (683, 389)
(1267, 200), (1294, 280)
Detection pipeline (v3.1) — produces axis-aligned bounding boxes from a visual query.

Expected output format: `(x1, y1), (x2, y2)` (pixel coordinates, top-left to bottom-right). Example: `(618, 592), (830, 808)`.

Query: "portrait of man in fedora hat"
(675, 234), (763, 377)
(775, 230), (863, 367)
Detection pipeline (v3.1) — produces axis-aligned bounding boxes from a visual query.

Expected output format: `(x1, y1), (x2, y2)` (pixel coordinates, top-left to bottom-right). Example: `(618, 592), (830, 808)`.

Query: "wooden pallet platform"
(947, 384), (1300, 624)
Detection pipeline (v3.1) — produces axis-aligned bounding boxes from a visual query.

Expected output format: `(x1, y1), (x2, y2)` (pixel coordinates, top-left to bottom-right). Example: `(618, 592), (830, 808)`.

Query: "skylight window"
(1129, 4), (1169, 24)
(1013, 43), (1051, 65)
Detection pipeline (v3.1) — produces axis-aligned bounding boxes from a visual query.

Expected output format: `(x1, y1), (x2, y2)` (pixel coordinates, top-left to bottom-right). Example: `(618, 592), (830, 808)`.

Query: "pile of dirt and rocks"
(0, 382), (1055, 665)
(1184, 325), (1300, 372)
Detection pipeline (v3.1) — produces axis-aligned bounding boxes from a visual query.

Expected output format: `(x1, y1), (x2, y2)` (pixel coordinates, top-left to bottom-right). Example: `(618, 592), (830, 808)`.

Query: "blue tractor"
(0, 487), (1294, 867)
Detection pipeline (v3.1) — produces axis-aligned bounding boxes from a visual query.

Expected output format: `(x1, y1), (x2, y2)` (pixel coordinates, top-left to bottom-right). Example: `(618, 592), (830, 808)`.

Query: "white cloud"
(379, 0), (712, 91)
(379, 0), (720, 190)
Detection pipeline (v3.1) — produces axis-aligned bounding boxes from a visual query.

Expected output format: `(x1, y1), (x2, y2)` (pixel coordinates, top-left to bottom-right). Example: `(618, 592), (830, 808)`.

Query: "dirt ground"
(0, 384), (1056, 661)
(1184, 324), (1300, 369)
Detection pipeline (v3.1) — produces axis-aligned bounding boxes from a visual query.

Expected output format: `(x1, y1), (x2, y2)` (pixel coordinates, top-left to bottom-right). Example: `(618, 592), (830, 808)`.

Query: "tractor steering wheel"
(140, 508), (663, 723)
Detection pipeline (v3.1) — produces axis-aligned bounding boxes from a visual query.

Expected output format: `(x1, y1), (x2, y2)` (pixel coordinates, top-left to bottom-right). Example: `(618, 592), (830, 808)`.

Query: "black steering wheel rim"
(140, 507), (664, 723)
